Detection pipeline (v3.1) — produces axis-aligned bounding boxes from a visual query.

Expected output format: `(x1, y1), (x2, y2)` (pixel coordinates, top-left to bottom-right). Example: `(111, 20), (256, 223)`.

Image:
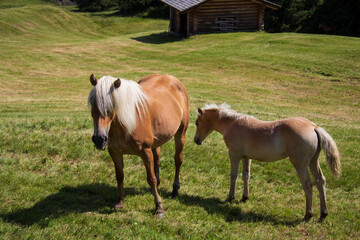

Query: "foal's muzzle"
(92, 135), (108, 150)
(194, 136), (202, 145)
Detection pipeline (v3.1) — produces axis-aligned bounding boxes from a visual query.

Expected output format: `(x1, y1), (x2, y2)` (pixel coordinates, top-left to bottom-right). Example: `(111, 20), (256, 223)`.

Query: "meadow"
(0, 0), (359, 239)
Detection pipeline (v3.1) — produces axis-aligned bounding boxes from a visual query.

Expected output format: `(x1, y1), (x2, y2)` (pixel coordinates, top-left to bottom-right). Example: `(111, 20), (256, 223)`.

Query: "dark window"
(216, 17), (236, 31)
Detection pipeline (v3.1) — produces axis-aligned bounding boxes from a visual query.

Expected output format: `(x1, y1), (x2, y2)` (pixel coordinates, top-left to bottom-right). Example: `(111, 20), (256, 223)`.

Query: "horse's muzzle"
(92, 135), (108, 150)
(194, 136), (202, 145)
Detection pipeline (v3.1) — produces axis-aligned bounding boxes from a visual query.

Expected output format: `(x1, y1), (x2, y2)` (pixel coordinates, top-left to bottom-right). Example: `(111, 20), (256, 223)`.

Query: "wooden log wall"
(189, 0), (261, 33)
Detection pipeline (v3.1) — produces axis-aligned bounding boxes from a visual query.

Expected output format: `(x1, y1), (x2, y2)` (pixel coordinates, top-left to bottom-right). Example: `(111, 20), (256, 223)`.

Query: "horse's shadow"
(1, 184), (301, 227)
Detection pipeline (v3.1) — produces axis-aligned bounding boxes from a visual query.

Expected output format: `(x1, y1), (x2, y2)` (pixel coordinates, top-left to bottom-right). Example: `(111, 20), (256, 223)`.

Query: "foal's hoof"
(318, 212), (328, 222)
(303, 213), (314, 222)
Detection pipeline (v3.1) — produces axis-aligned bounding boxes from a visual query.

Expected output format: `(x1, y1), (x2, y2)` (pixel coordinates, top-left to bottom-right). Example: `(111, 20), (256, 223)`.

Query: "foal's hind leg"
(153, 147), (161, 187)
(309, 154), (328, 221)
(171, 125), (186, 198)
(293, 164), (314, 221)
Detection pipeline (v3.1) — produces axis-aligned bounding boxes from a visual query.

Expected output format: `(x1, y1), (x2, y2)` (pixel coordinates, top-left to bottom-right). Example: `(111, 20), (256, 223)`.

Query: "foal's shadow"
(1, 184), (301, 227)
(165, 190), (302, 226)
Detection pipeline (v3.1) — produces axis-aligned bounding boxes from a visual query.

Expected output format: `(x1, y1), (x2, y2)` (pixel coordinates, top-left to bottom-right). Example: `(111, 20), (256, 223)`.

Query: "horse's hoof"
(114, 202), (124, 211)
(224, 197), (235, 204)
(155, 208), (165, 219)
(240, 196), (249, 203)
(170, 190), (178, 199)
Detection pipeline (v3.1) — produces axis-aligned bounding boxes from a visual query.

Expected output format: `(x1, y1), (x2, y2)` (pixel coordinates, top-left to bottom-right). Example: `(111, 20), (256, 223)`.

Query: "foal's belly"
(246, 147), (288, 162)
(243, 135), (288, 162)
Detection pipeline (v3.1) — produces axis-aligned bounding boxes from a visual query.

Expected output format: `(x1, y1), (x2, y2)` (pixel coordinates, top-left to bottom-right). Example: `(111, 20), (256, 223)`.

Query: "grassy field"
(0, 1), (359, 239)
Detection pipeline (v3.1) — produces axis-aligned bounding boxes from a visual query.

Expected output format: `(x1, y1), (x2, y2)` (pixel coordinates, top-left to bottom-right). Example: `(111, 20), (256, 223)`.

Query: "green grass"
(1, 1), (359, 239)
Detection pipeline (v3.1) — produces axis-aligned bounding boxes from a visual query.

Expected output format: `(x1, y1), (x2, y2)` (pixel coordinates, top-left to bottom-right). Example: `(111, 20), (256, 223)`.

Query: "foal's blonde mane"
(88, 76), (148, 134)
(201, 103), (253, 121)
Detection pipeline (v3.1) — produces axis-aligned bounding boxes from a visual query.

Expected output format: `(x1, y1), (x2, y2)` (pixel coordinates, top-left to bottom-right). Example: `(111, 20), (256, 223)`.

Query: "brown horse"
(88, 74), (189, 217)
(194, 103), (340, 222)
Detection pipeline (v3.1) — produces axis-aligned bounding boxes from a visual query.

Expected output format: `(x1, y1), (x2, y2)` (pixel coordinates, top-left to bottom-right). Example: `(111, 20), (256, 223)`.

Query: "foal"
(194, 104), (340, 221)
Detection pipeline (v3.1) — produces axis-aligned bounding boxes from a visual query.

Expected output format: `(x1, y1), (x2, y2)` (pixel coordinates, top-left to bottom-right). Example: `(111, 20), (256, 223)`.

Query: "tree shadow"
(132, 32), (183, 44)
(0, 183), (145, 227)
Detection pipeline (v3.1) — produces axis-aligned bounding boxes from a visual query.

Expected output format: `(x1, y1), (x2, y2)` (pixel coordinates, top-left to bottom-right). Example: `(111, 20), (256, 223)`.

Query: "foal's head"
(88, 74), (121, 150)
(194, 107), (216, 145)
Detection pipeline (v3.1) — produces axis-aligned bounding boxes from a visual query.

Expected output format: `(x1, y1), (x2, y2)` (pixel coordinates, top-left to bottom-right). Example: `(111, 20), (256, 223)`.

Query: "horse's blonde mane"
(201, 103), (253, 121)
(88, 76), (148, 134)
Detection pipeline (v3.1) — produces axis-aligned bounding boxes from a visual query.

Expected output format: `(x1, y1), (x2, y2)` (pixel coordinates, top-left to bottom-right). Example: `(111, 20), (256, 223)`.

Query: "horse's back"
(138, 74), (189, 144)
(139, 74), (189, 112)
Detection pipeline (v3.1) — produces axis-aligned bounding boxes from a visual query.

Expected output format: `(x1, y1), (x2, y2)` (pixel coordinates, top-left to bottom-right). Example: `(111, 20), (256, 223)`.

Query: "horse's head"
(194, 108), (214, 145)
(88, 74), (121, 150)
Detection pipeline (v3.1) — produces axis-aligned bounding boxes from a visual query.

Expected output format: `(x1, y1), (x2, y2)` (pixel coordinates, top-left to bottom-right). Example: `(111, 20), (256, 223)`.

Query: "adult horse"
(194, 103), (340, 222)
(88, 74), (189, 217)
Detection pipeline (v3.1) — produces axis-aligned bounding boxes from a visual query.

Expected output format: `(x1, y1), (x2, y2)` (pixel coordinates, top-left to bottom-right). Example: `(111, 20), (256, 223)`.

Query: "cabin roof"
(161, 0), (281, 12)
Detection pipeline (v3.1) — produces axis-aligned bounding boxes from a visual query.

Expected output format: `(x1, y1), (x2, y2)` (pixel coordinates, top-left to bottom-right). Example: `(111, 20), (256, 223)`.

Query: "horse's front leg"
(226, 151), (241, 203)
(141, 147), (164, 218)
(108, 148), (125, 210)
(241, 158), (251, 202)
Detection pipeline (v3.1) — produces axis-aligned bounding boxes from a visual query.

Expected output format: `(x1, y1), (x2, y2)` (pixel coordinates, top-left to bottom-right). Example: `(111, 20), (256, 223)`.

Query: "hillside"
(0, 1), (359, 239)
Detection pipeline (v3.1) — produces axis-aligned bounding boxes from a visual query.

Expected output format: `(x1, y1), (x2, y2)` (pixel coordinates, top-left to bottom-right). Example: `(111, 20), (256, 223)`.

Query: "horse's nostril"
(104, 136), (108, 142)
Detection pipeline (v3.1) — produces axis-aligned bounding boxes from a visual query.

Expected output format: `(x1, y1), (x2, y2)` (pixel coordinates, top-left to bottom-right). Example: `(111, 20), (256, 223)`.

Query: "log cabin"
(160, 0), (280, 37)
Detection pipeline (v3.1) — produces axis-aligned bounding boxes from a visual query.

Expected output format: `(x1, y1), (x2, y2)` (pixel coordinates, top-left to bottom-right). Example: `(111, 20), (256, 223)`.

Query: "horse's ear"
(90, 74), (97, 86)
(114, 78), (121, 89)
(198, 108), (204, 116)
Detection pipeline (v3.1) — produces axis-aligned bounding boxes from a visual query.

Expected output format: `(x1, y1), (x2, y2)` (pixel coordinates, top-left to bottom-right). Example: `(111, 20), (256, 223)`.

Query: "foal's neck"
(211, 114), (236, 135)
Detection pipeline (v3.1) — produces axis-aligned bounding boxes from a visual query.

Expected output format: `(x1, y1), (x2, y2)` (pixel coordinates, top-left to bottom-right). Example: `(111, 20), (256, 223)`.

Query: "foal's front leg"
(226, 151), (241, 203)
(241, 158), (251, 202)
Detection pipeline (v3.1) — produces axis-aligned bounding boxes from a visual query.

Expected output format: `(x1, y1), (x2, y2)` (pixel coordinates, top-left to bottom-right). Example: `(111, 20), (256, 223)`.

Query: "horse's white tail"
(315, 127), (341, 178)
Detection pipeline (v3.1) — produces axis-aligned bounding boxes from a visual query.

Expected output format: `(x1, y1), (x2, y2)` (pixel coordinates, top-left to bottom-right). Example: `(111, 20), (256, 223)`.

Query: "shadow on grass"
(166, 190), (302, 226)
(132, 32), (183, 44)
(0, 183), (145, 227)
(1, 184), (301, 227)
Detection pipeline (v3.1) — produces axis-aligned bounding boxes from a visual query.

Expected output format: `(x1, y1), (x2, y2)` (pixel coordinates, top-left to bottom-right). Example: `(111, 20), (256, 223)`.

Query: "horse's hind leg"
(241, 158), (251, 202)
(309, 153), (328, 221)
(153, 147), (161, 187)
(171, 124), (186, 198)
(293, 164), (314, 221)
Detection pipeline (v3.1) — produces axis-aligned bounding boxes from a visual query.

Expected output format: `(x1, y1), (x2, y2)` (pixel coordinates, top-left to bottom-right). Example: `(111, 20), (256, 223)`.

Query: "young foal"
(88, 74), (189, 217)
(194, 104), (340, 221)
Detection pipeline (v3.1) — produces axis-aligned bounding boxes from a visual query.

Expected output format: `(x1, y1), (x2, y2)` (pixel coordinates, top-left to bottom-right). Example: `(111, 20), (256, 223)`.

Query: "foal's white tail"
(315, 127), (341, 178)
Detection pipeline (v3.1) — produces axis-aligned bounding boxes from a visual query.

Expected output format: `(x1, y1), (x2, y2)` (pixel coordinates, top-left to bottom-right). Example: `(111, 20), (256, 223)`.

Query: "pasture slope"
(0, 0), (359, 239)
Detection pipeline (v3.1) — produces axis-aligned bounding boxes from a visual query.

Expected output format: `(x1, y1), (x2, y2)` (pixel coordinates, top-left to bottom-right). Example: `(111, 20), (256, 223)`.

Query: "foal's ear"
(198, 108), (204, 116)
(90, 74), (98, 86)
(114, 78), (121, 88)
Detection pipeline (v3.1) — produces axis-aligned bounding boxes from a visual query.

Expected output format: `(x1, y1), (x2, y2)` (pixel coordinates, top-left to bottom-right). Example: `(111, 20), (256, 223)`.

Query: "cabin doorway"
(180, 13), (188, 37)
